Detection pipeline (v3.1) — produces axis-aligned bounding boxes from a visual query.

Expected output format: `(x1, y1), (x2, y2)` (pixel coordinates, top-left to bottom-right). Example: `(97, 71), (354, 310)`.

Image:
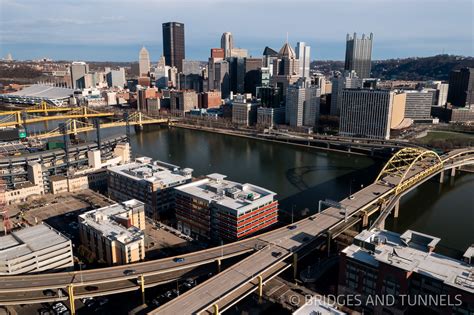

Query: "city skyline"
(0, 0), (472, 61)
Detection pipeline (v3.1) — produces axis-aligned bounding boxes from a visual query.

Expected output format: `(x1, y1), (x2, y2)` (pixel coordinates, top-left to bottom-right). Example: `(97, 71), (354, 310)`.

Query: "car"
(287, 225), (297, 230)
(272, 251), (282, 258)
(123, 269), (136, 275)
(309, 216), (316, 221)
(348, 195), (355, 200)
(164, 291), (172, 298)
(173, 257), (185, 263)
(151, 298), (161, 307)
(84, 285), (99, 291)
(373, 192), (381, 196)
(42, 289), (55, 296)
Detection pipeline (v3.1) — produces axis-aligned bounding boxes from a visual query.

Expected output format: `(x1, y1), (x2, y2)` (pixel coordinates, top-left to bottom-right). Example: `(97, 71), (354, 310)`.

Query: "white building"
(295, 42), (311, 81)
(232, 96), (258, 126)
(139, 46), (151, 77)
(286, 84), (321, 128)
(0, 223), (74, 275)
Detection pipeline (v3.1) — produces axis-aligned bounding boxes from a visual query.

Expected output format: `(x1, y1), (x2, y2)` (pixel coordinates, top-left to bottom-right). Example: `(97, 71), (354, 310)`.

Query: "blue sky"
(0, 0), (472, 62)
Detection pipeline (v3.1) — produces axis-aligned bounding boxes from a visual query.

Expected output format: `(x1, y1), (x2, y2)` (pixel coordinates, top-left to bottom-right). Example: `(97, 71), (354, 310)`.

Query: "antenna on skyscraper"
(286, 32), (289, 44)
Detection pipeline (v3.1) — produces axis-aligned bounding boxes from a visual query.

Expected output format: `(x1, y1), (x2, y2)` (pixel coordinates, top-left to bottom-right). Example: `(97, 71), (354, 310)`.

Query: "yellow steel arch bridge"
(28, 111), (170, 139)
(0, 102), (115, 128)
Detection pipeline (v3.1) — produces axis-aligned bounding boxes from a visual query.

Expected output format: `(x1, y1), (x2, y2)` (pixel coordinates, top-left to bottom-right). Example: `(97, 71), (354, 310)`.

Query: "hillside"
(312, 55), (474, 81)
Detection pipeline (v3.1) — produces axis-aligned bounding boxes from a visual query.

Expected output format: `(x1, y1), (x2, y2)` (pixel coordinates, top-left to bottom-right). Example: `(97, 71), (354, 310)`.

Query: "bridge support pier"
(258, 275), (263, 304)
(393, 200), (399, 218)
(451, 167), (456, 177)
(293, 253), (298, 280)
(140, 274), (145, 305)
(361, 212), (369, 227)
(68, 285), (75, 315)
(217, 258), (221, 273)
(326, 232), (332, 256)
(439, 171), (445, 183)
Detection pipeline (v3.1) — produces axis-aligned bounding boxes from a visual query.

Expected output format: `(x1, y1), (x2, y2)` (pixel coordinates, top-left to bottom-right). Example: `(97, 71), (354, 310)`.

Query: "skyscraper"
(330, 70), (363, 115)
(339, 89), (406, 139)
(447, 68), (474, 108)
(221, 32), (234, 59)
(344, 33), (373, 79)
(295, 42), (310, 80)
(271, 42), (300, 97)
(138, 46), (150, 77)
(162, 22), (185, 72)
(286, 84), (320, 128)
(70, 61), (89, 89)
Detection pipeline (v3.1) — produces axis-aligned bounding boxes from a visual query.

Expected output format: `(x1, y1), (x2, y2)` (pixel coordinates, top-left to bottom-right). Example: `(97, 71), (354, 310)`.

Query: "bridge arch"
(375, 147), (443, 196)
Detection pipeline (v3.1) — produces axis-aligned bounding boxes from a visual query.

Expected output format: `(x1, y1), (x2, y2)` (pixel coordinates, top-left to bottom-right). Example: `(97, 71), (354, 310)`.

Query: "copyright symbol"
(289, 295), (300, 305)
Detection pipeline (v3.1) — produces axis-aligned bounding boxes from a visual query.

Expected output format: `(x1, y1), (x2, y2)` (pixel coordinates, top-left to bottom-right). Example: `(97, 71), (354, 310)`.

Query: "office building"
(257, 85), (283, 108)
(106, 68), (126, 88)
(263, 46), (279, 76)
(154, 55), (169, 88)
(208, 59), (230, 99)
(403, 90), (433, 120)
(174, 173), (278, 241)
(330, 71), (363, 115)
(162, 22), (185, 72)
(271, 43), (300, 97)
(70, 61), (89, 89)
(339, 229), (474, 314)
(170, 90), (199, 114)
(230, 48), (248, 58)
(199, 91), (222, 109)
(426, 81), (449, 106)
(339, 89), (406, 139)
(286, 84), (321, 128)
(295, 42), (310, 80)
(107, 157), (193, 218)
(228, 57), (245, 94)
(344, 33), (373, 79)
(244, 57), (263, 95)
(78, 200), (145, 265)
(182, 60), (201, 75)
(0, 223), (73, 275)
(232, 95), (258, 126)
(221, 32), (234, 58)
(210, 48), (225, 59)
(447, 67), (474, 108)
(257, 107), (285, 128)
(138, 46), (150, 76)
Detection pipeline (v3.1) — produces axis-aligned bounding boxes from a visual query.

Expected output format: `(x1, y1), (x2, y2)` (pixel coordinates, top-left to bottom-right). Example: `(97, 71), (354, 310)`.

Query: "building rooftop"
(0, 223), (70, 261)
(3, 84), (74, 100)
(108, 157), (193, 187)
(343, 229), (474, 293)
(79, 200), (144, 245)
(175, 173), (276, 215)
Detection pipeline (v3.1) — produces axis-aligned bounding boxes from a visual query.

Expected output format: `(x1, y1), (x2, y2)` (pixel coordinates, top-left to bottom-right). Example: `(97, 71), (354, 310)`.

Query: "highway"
(0, 147), (472, 311)
(152, 148), (474, 314)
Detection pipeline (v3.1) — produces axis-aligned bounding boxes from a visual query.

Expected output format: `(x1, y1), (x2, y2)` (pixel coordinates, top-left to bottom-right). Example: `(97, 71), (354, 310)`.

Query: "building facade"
(295, 42), (311, 81)
(0, 223), (73, 275)
(138, 46), (150, 77)
(447, 67), (474, 108)
(339, 229), (474, 315)
(221, 32), (234, 59)
(339, 89), (406, 139)
(286, 84), (321, 128)
(344, 33), (373, 79)
(403, 90), (433, 120)
(79, 200), (145, 265)
(271, 43), (300, 97)
(174, 173), (278, 241)
(107, 157), (193, 219)
(170, 90), (199, 114)
(232, 98), (258, 126)
(162, 22), (185, 72)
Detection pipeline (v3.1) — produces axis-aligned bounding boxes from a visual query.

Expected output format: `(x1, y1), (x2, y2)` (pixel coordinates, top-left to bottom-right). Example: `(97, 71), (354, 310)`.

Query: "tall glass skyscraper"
(162, 22), (185, 72)
(344, 33), (373, 79)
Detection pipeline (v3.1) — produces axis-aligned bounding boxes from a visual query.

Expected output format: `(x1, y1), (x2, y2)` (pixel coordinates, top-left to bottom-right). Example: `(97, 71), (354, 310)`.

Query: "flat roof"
(108, 158), (193, 187)
(79, 200), (144, 244)
(0, 223), (70, 261)
(2, 84), (74, 100)
(175, 173), (276, 215)
(343, 229), (474, 293)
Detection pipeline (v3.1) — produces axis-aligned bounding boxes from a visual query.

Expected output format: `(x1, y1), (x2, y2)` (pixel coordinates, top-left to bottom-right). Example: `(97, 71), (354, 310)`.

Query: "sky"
(0, 0), (473, 62)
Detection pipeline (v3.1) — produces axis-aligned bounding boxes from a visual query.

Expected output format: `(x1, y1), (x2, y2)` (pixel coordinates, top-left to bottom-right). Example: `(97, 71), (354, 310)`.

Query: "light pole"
(291, 205), (295, 224)
(79, 261), (84, 284)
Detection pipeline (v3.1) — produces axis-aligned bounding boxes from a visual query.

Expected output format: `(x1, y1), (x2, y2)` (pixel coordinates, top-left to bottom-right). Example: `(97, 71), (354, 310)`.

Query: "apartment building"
(107, 157), (193, 219)
(339, 229), (474, 314)
(78, 199), (146, 265)
(174, 173), (278, 241)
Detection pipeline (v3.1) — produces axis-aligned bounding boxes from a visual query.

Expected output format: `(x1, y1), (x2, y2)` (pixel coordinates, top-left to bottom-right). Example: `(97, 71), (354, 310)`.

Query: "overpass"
(0, 147), (472, 313)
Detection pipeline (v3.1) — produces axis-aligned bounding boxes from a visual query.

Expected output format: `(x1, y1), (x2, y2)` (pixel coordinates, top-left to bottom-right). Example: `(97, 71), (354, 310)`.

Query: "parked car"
(173, 257), (185, 263)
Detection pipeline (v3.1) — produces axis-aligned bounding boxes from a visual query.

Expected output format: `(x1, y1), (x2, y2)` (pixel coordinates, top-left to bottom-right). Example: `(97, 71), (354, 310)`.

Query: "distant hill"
(312, 55), (474, 81)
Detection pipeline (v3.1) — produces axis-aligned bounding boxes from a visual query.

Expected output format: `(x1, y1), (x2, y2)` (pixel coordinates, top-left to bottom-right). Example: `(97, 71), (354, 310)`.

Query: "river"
(29, 122), (474, 256)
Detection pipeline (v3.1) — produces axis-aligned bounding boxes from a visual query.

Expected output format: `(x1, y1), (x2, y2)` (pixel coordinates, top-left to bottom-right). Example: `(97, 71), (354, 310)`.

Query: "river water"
(29, 122), (474, 256)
